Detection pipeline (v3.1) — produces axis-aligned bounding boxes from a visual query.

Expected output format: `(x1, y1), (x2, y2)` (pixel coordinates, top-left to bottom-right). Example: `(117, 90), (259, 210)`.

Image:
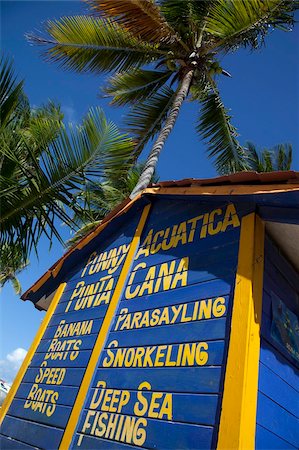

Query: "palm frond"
(160, 0), (215, 46)
(103, 68), (172, 106)
(0, 56), (24, 128)
(277, 143), (292, 170)
(245, 142), (293, 172)
(86, 0), (181, 47)
(0, 242), (29, 294)
(21, 102), (64, 157)
(0, 107), (134, 255)
(0, 100), (63, 184)
(125, 85), (176, 161)
(206, 0), (299, 50)
(66, 220), (101, 249)
(197, 91), (248, 174)
(67, 161), (158, 249)
(10, 277), (22, 295)
(27, 16), (165, 74)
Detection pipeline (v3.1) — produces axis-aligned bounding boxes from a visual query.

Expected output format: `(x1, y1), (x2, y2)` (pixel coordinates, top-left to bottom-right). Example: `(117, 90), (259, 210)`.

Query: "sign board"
(0, 198), (252, 449)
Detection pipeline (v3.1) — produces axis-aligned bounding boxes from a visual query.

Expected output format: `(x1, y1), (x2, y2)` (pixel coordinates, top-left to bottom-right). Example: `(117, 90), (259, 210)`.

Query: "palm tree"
(28, 0), (298, 197)
(246, 142), (293, 172)
(0, 57), (135, 291)
(66, 163), (158, 248)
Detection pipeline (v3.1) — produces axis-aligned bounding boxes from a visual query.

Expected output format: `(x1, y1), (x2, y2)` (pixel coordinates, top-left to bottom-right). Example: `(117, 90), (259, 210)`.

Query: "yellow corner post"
(217, 213), (265, 449)
(59, 203), (151, 450)
(0, 282), (67, 425)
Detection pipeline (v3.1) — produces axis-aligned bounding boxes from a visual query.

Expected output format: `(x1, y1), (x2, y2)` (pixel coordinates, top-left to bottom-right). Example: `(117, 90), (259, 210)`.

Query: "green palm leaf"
(103, 68), (172, 106)
(66, 161), (158, 249)
(0, 56), (24, 128)
(10, 277), (22, 295)
(0, 107), (134, 255)
(27, 16), (166, 74)
(0, 242), (29, 294)
(125, 85), (176, 161)
(206, 0), (299, 50)
(197, 91), (248, 174)
(246, 142), (293, 172)
(160, 0), (215, 45)
(66, 220), (101, 249)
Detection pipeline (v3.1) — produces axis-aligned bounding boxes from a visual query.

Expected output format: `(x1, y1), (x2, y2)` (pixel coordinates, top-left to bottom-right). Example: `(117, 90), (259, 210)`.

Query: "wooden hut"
(1, 171), (299, 449)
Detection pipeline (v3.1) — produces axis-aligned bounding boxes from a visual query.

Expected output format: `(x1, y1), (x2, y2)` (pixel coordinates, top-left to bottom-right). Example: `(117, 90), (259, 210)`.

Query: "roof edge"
(21, 171), (299, 301)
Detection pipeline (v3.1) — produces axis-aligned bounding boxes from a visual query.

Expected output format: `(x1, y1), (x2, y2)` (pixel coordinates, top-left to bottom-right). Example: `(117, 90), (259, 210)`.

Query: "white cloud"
(0, 348), (27, 384)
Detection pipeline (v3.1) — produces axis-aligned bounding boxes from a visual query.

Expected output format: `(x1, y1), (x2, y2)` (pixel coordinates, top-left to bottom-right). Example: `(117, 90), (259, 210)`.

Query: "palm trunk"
(130, 68), (194, 199)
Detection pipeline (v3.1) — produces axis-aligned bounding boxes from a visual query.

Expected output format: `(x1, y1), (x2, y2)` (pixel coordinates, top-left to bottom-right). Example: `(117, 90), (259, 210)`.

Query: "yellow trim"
(59, 203), (151, 450)
(217, 214), (265, 449)
(143, 184), (299, 197)
(0, 283), (66, 425)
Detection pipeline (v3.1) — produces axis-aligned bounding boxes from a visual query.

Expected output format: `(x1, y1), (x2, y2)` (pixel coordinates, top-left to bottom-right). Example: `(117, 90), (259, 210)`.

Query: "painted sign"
(70, 199), (247, 450)
(271, 292), (299, 363)
(0, 198), (254, 449)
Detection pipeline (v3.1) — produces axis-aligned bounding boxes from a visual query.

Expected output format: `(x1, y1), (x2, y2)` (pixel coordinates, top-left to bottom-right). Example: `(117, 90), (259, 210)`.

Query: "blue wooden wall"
(1, 197), (254, 449)
(256, 236), (299, 449)
(69, 198), (252, 449)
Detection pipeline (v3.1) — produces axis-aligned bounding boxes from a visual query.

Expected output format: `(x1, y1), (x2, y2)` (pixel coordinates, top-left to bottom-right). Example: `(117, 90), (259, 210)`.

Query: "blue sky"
(1, 1), (298, 383)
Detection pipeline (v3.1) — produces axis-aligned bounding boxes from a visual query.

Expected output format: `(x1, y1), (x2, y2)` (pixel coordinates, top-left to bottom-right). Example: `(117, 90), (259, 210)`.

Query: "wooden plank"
(263, 271), (298, 314)
(1, 416), (63, 450)
(107, 318), (227, 347)
(72, 434), (138, 449)
(140, 198), (248, 230)
(85, 390), (218, 426)
(8, 398), (72, 429)
(92, 367), (222, 393)
(112, 296), (229, 336)
(135, 238), (240, 267)
(22, 367), (85, 387)
(260, 340), (299, 392)
(0, 435), (40, 450)
(42, 318), (102, 340)
(264, 236), (299, 293)
(135, 233), (240, 268)
(99, 340), (225, 368)
(15, 383), (78, 407)
(52, 303), (108, 321)
(118, 278), (232, 311)
(60, 274), (120, 298)
(255, 425), (296, 449)
(259, 205), (299, 224)
(256, 392), (299, 447)
(127, 256), (236, 288)
(30, 349), (92, 369)
(37, 334), (97, 353)
(76, 411), (214, 450)
(259, 363), (299, 417)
